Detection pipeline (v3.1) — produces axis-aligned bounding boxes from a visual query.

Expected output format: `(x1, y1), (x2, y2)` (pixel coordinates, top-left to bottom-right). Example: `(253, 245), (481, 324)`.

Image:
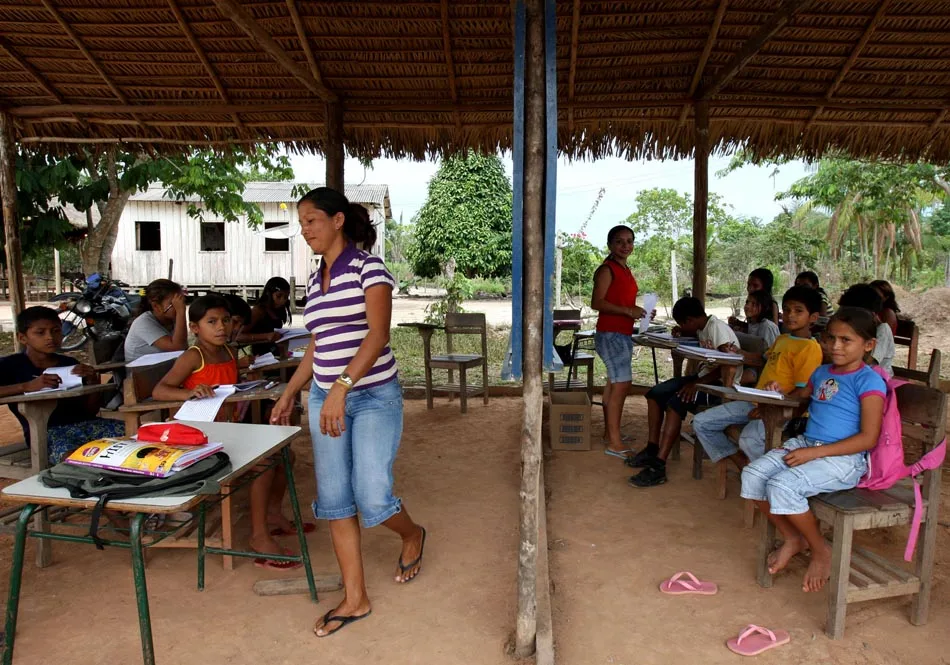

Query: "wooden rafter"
(697, 0), (813, 100)
(804, 0), (892, 131)
(286, 0), (326, 89)
(0, 36), (64, 104)
(167, 0), (245, 134)
(211, 0), (337, 103)
(678, 0), (728, 125)
(439, 0), (461, 133)
(567, 0), (580, 133)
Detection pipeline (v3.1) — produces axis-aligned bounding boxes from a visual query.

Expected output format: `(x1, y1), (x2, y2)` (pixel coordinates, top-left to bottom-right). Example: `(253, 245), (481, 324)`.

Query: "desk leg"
(197, 502), (207, 591)
(651, 347), (659, 385)
(20, 402), (56, 568)
(755, 408), (789, 588)
(283, 447), (317, 603)
(129, 514), (156, 665)
(3, 505), (38, 665)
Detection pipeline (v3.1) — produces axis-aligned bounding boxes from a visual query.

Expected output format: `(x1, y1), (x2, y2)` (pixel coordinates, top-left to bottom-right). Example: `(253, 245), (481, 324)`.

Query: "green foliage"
(424, 273), (474, 325)
(558, 231), (601, 301)
(408, 152), (513, 278)
(385, 215), (413, 264)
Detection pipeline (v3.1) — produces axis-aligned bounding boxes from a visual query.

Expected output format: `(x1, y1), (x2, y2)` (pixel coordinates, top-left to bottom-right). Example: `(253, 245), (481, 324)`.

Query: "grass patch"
(0, 332), (14, 355)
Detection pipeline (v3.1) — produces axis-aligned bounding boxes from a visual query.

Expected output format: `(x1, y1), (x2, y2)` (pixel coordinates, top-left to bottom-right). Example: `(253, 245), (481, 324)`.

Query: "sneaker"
(625, 447), (658, 469)
(628, 464), (667, 488)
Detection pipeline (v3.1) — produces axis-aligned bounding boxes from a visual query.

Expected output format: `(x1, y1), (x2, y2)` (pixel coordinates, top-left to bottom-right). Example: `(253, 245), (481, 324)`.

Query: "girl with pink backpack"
(740, 307), (886, 593)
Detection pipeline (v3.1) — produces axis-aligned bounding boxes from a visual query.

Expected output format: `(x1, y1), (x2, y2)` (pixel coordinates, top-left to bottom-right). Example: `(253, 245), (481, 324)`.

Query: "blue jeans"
(308, 379), (404, 528)
(692, 400), (767, 463)
(740, 435), (868, 515)
(595, 332), (633, 383)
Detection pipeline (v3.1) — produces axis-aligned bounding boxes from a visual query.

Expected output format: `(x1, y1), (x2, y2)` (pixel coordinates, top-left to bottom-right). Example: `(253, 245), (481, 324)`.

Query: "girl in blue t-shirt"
(740, 307), (886, 593)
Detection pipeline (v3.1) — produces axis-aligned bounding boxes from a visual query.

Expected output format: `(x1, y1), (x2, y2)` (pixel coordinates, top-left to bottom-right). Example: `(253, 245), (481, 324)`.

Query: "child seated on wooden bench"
(626, 297), (742, 488)
(692, 286), (823, 470)
(0, 306), (124, 464)
(740, 307), (885, 592)
(153, 294), (310, 569)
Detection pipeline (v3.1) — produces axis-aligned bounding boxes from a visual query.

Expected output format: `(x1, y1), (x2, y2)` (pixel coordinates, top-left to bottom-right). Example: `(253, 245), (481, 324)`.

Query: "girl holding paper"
(591, 225), (651, 460)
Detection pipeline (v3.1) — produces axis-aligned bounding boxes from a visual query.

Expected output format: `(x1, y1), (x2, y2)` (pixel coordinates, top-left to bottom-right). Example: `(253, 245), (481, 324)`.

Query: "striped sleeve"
(360, 256), (395, 291)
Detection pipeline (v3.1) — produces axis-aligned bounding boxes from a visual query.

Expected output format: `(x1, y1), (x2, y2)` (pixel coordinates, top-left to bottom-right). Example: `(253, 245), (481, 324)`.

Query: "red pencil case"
(136, 423), (209, 446)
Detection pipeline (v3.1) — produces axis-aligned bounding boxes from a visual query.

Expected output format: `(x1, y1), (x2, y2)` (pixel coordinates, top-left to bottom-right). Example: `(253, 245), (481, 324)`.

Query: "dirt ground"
(547, 399), (950, 665)
(0, 398), (523, 665)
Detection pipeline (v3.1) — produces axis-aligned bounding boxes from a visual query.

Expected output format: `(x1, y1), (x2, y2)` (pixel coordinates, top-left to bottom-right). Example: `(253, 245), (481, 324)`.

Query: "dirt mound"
(893, 285), (950, 328)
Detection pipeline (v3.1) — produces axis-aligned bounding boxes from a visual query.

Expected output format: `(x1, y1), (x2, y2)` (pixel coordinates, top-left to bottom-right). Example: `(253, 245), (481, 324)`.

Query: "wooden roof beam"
(678, 0), (729, 124)
(166, 0), (246, 135)
(439, 0), (461, 133)
(805, 0), (892, 131)
(0, 36), (65, 104)
(697, 0), (813, 100)
(567, 0), (580, 134)
(211, 0), (337, 103)
(285, 0), (326, 89)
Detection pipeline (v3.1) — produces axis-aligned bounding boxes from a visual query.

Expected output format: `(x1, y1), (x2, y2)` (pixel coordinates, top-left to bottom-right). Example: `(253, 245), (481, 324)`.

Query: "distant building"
(109, 182), (390, 288)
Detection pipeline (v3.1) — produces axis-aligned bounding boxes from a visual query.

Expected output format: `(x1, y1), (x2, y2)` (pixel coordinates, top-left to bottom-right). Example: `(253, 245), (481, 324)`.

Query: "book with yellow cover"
(65, 438), (224, 478)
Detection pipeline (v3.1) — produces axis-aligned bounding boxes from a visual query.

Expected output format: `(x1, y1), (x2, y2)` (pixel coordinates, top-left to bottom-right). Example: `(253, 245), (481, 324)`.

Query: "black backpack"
(40, 452), (231, 548)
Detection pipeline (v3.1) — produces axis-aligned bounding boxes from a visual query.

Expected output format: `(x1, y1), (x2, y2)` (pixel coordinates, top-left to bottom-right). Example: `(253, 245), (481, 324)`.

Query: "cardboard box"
(549, 392), (591, 451)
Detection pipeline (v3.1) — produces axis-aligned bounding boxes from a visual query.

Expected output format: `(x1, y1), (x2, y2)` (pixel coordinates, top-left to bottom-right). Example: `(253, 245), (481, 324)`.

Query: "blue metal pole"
(509, 0), (527, 380)
(542, 0), (557, 370)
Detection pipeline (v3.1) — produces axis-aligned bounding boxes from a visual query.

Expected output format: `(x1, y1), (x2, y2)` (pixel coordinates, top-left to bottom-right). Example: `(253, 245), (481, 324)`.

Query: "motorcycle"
(53, 274), (141, 351)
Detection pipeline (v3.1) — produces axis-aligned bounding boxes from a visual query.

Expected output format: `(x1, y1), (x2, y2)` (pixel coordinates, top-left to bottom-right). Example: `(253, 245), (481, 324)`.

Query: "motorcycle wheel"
(58, 311), (89, 351)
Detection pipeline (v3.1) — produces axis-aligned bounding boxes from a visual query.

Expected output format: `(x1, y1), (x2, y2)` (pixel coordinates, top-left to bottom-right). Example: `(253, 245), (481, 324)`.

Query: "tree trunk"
(80, 148), (135, 276)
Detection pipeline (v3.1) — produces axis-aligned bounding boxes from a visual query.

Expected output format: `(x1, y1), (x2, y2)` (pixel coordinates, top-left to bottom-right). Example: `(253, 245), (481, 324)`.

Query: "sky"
(288, 152), (812, 245)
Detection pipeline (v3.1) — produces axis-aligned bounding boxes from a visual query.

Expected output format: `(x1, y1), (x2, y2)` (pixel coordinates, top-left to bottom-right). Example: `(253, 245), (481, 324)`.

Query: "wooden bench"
(894, 319), (919, 371)
(893, 348), (941, 389)
(757, 383), (947, 639)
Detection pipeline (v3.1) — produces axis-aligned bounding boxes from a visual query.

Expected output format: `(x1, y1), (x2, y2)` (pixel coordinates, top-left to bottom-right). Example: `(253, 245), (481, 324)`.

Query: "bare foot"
(267, 512), (295, 533)
(767, 536), (808, 575)
(803, 543), (832, 592)
(395, 525), (426, 583)
(249, 532), (284, 556)
(314, 596), (372, 637)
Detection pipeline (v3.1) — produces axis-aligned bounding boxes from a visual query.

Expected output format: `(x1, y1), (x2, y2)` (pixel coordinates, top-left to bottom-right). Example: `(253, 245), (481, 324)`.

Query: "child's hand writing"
(699, 339), (713, 349)
(783, 446), (821, 467)
(25, 374), (60, 392)
(189, 384), (216, 400)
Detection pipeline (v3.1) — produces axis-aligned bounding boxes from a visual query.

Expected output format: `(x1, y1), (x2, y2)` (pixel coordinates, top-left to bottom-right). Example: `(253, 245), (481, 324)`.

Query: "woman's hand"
(171, 291), (186, 315)
(320, 384), (348, 437)
(783, 446), (821, 468)
(24, 374), (60, 392)
(270, 394), (296, 425)
(628, 305), (645, 320)
(188, 384), (216, 400)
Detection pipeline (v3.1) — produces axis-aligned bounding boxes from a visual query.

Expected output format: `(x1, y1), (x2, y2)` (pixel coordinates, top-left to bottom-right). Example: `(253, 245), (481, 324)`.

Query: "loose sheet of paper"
(277, 328), (310, 343)
(126, 350), (184, 369)
(249, 352), (278, 369)
(638, 293), (659, 334)
(173, 385), (236, 422)
(736, 386), (785, 400)
(24, 366), (84, 394)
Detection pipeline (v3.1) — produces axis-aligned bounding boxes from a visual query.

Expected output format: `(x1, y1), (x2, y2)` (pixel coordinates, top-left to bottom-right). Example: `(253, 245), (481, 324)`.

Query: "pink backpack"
(858, 366), (947, 560)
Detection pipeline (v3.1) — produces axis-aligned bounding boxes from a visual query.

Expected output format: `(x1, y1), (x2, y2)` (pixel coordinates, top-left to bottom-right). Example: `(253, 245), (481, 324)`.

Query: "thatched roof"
(2, 1), (950, 161)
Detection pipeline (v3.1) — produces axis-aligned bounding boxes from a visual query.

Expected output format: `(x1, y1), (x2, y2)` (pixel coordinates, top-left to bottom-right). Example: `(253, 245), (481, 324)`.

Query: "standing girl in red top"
(592, 225), (647, 459)
(154, 294), (307, 569)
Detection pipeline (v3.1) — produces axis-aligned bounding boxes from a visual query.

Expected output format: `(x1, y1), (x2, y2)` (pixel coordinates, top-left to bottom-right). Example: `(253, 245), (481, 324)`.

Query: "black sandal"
(397, 527), (427, 583)
(314, 609), (372, 638)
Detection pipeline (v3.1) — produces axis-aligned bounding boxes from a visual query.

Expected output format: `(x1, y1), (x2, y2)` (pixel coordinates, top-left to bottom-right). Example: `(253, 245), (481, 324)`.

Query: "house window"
(264, 223), (290, 252)
(135, 221), (161, 251)
(200, 222), (226, 252)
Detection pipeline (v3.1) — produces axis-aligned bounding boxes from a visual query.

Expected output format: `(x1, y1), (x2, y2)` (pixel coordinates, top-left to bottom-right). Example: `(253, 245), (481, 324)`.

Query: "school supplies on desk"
(173, 385), (236, 422)
(65, 437), (223, 478)
(736, 386), (785, 400)
(675, 346), (743, 363)
(249, 352), (278, 370)
(136, 422), (209, 446)
(234, 380), (267, 392)
(24, 366), (83, 394)
(126, 350), (185, 369)
(276, 328), (310, 343)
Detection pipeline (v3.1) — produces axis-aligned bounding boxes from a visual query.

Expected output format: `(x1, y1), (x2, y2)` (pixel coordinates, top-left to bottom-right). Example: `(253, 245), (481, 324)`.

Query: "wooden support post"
(326, 102), (344, 192)
(692, 101), (709, 304)
(53, 248), (61, 295)
(288, 276), (297, 314)
(0, 111), (26, 350)
(515, 0), (545, 658)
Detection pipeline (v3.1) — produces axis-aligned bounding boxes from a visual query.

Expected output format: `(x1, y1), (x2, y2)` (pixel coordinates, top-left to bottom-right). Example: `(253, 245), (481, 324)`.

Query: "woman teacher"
(270, 187), (426, 638)
(592, 225), (647, 459)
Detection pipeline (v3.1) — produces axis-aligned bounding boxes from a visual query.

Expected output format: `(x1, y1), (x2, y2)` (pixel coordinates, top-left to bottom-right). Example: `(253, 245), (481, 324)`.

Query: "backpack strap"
(904, 438), (947, 562)
(88, 494), (110, 550)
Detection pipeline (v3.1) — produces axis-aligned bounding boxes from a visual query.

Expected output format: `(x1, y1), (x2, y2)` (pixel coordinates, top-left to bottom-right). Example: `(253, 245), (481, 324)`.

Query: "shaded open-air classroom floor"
(0, 398), (522, 665)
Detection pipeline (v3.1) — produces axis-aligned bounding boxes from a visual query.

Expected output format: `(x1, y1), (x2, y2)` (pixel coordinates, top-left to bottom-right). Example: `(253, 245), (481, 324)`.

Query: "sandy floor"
(547, 399), (950, 665)
(0, 399), (523, 665)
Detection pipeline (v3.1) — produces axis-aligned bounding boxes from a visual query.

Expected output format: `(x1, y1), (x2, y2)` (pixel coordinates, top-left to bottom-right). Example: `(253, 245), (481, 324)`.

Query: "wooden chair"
(894, 319), (919, 371)
(116, 359), (179, 435)
(423, 313), (489, 413)
(893, 348), (941, 389)
(548, 330), (595, 399)
(757, 383), (947, 639)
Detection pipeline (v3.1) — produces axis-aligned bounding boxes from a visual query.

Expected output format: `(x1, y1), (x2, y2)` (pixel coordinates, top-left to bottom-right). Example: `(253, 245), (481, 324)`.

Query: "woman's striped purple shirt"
(303, 243), (398, 390)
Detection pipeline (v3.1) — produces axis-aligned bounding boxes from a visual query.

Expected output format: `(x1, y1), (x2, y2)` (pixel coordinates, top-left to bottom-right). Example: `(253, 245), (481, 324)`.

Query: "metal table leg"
(651, 347), (659, 384)
(129, 514), (156, 665)
(282, 446), (317, 603)
(2, 505), (39, 665)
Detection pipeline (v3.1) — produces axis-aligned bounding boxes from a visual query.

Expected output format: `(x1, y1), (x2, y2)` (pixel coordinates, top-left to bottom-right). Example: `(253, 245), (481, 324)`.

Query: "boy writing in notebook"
(692, 286), (823, 470)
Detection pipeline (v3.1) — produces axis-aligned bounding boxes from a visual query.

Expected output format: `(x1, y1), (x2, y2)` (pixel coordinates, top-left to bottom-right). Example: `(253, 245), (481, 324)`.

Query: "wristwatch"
(335, 372), (354, 390)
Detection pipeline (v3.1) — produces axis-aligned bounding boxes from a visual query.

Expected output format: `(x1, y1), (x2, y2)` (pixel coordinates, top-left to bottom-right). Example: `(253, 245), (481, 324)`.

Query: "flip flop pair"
(314, 609), (372, 638)
(659, 571), (718, 595)
(726, 624), (790, 656)
(253, 548), (302, 571)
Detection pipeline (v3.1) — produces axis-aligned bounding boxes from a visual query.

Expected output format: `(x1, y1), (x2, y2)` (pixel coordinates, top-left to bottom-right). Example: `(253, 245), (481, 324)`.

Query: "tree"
(9, 145), (294, 275)
(557, 231), (601, 303)
(385, 213), (413, 264)
(408, 152), (513, 278)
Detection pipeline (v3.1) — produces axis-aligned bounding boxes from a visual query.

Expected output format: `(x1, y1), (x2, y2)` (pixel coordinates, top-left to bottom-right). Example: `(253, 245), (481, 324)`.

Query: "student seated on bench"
(626, 297), (743, 488)
(0, 306), (125, 464)
(692, 286), (823, 471)
(153, 295), (310, 569)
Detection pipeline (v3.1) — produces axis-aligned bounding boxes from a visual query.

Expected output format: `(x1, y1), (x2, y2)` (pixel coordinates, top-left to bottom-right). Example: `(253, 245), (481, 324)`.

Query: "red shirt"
(595, 259), (639, 335)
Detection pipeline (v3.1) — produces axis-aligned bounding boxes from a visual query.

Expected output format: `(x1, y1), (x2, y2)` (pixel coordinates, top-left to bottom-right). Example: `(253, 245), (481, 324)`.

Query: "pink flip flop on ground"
(659, 571), (718, 595)
(726, 624), (790, 656)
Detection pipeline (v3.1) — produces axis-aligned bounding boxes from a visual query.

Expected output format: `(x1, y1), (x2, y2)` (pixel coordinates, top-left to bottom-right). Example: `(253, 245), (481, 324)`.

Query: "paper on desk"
(287, 336), (310, 352)
(639, 293), (658, 334)
(24, 366), (83, 394)
(126, 350), (184, 369)
(249, 352), (278, 369)
(276, 328), (310, 343)
(173, 385), (236, 422)
(736, 386), (785, 400)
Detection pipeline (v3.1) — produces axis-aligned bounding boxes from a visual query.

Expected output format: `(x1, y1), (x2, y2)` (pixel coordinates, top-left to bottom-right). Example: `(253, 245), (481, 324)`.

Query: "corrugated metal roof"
(129, 182), (390, 211)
